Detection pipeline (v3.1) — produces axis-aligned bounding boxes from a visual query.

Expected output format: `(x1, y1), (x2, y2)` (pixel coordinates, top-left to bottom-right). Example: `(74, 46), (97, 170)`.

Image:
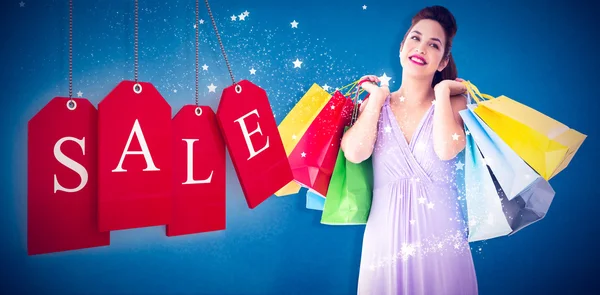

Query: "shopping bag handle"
(463, 80), (495, 103)
(350, 79), (372, 125)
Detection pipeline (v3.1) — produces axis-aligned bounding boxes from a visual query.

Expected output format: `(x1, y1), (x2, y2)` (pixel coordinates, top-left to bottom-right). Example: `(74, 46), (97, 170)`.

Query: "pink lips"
(409, 54), (427, 66)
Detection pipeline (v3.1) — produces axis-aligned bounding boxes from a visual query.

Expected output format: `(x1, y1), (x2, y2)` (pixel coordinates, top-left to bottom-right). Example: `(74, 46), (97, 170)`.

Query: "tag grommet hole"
(67, 100), (77, 110)
(133, 83), (143, 94)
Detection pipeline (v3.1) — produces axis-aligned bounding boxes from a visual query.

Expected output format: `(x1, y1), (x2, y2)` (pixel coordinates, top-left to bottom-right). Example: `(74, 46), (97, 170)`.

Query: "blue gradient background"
(1, 0), (599, 294)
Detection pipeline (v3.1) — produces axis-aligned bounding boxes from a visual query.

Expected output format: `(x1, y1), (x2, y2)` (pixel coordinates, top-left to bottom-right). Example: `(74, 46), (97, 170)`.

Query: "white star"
(249, 67), (256, 75)
(199, 19), (204, 24)
(409, 219), (416, 225)
(290, 20), (299, 28)
(76, 91), (83, 97)
(455, 161), (464, 170)
(243, 10), (250, 16)
(452, 133), (460, 140)
(301, 152), (306, 158)
(465, 130), (471, 136)
(293, 58), (303, 68)
(173, 89), (177, 93)
(384, 126), (392, 133)
(418, 196), (426, 204)
(202, 64), (209, 71)
(193, 24), (197, 29)
(239, 14), (246, 21)
(331, 105), (335, 110)
(427, 202), (435, 209)
(322, 84), (330, 91)
(19, 1), (25, 7)
(231, 15), (237, 21)
(207, 83), (217, 92)
(399, 96), (406, 102)
(292, 134), (297, 140)
(431, 100), (437, 105)
(379, 73), (391, 86)
(362, 5), (367, 10)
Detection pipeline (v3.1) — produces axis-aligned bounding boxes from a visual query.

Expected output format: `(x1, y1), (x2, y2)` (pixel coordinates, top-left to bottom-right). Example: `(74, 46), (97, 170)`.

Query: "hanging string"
(195, 0), (199, 106)
(68, 0), (73, 101)
(204, 0), (236, 85)
(134, 0), (139, 82)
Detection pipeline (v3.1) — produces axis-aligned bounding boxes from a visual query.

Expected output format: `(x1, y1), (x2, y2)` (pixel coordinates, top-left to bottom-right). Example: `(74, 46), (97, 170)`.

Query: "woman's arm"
(340, 76), (388, 164)
(432, 80), (468, 160)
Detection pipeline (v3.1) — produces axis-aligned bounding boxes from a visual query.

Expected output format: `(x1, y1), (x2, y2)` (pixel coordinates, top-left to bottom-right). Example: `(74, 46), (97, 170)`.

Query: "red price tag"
(216, 80), (293, 209)
(28, 97), (110, 255)
(168, 105), (226, 236)
(98, 81), (173, 232)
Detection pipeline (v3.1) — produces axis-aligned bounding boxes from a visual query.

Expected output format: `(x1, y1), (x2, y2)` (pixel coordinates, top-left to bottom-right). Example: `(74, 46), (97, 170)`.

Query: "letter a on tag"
(98, 81), (172, 232)
(216, 80), (293, 209)
(28, 97), (110, 255)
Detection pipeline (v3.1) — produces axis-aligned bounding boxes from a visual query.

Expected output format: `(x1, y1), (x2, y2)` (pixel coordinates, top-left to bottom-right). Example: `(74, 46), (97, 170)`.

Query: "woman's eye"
(411, 36), (420, 41)
(430, 43), (439, 49)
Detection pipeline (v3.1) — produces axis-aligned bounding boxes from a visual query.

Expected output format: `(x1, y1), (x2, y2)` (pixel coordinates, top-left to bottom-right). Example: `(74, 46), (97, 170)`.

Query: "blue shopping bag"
(306, 188), (325, 211)
(461, 105), (556, 241)
(463, 123), (513, 242)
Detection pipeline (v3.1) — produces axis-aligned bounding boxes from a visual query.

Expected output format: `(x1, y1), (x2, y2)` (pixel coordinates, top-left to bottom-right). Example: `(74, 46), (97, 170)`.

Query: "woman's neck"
(393, 76), (435, 106)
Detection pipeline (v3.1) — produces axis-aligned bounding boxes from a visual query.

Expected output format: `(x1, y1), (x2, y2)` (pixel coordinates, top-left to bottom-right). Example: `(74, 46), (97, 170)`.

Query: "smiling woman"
(340, 5), (479, 295)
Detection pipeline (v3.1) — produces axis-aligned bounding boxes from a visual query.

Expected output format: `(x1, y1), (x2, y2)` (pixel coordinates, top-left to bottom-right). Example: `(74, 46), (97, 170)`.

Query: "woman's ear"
(437, 55), (449, 72)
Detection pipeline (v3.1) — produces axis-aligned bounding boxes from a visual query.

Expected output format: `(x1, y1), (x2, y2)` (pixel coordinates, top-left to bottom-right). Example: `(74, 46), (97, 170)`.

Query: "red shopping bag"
(167, 105), (226, 236)
(98, 81), (173, 232)
(216, 80), (293, 209)
(28, 97), (110, 255)
(288, 90), (354, 198)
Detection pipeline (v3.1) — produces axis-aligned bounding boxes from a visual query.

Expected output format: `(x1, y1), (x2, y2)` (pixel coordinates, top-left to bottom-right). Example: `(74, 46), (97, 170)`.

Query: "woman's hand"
(358, 75), (390, 104)
(434, 77), (467, 97)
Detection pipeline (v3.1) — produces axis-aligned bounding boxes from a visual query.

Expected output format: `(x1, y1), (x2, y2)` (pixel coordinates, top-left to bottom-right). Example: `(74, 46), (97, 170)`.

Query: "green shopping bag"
(320, 79), (374, 225)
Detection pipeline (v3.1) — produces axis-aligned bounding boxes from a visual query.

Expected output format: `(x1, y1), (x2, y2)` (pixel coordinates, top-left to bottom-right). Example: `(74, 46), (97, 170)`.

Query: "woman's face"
(400, 19), (448, 78)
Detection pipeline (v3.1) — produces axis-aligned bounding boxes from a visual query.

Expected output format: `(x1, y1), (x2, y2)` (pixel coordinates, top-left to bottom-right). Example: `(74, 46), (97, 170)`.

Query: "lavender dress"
(357, 95), (478, 294)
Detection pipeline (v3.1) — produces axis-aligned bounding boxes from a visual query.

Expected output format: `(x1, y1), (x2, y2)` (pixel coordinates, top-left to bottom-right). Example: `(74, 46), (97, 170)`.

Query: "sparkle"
(452, 133), (460, 140)
(331, 105), (335, 110)
(301, 152), (306, 158)
(290, 20), (299, 28)
(207, 83), (217, 93)
(202, 64), (209, 71)
(427, 202), (435, 209)
(199, 19), (204, 24)
(362, 5), (367, 10)
(399, 96), (406, 102)
(379, 73), (392, 86)
(455, 161), (464, 170)
(19, 1), (25, 7)
(77, 91), (83, 97)
(292, 134), (297, 140)
(418, 196), (426, 204)
(239, 14), (247, 21)
(322, 84), (330, 91)
(249, 68), (257, 75)
(293, 58), (303, 68)
(384, 126), (392, 133)
(231, 15), (237, 21)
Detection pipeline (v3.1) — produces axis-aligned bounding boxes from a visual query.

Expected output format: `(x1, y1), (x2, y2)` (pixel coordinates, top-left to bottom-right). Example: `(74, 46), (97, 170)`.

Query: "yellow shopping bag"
(464, 81), (587, 180)
(275, 81), (359, 196)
